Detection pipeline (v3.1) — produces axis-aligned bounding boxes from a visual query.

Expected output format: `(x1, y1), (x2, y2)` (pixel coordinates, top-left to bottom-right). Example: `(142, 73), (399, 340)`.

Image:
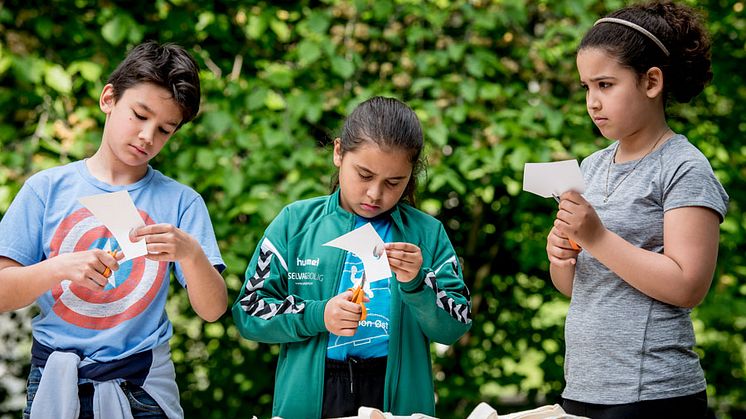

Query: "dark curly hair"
(106, 41), (201, 128)
(579, 0), (712, 104)
(330, 96), (425, 205)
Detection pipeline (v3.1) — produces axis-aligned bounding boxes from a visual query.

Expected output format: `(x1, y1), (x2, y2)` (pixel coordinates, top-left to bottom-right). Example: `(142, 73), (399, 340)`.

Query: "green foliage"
(1, 1), (745, 418)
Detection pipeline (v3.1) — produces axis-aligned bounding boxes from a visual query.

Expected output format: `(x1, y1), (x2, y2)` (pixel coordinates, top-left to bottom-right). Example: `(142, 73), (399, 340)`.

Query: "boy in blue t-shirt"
(0, 41), (227, 418)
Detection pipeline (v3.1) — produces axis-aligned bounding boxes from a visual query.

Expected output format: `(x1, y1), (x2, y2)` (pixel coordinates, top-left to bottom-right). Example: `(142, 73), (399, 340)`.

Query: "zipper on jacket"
(317, 212), (359, 418)
(382, 266), (404, 411)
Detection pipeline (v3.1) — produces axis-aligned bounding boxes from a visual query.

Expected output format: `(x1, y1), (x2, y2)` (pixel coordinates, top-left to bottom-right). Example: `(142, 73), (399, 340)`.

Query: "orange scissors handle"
(347, 275), (367, 321)
(102, 250), (118, 278)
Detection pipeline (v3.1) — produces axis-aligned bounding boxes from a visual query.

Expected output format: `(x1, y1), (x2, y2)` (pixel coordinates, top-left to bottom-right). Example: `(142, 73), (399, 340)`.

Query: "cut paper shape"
(78, 190), (148, 262)
(523, 159), (586, 198)
(323, 223), (392, 282)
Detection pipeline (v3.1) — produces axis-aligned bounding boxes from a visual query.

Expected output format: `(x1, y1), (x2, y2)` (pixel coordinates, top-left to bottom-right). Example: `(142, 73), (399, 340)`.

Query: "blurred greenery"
(1, 0), (744, 418)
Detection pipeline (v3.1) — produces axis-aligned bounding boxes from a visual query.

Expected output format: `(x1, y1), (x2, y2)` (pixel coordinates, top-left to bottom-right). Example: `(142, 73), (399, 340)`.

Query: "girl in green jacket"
(232, 96), (472, 418)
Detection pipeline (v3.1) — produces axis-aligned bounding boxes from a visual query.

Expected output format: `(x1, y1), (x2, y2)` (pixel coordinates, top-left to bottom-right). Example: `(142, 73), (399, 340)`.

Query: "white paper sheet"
(78, 190), (148, 262)
(523, 159), (586, 198)
(322, 223), (392, 282)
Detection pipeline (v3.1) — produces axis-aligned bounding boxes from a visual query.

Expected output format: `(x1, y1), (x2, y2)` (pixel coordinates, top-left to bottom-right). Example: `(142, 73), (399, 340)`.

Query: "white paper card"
(78, 190), (148, 262)
(322, 223), (392, 282)
(523, 159), (586, 198)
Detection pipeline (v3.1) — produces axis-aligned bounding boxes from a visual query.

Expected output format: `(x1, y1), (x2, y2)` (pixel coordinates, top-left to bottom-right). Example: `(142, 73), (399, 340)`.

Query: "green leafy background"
(0, 1), (744, 418)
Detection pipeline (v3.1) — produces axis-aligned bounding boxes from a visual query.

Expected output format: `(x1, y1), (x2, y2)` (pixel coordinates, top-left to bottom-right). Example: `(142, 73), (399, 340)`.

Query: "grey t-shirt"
(562, 134), (728, 404)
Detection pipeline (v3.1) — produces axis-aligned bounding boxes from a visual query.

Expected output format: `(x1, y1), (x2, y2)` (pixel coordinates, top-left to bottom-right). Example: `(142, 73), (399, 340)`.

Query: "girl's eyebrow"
(355, 164), (373, 174)
(354, 163), (408, 180)
(588, 75), (616, 82)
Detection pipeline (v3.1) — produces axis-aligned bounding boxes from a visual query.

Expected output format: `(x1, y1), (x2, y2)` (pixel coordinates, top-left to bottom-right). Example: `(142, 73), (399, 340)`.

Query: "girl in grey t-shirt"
(546, 2), (728, 418)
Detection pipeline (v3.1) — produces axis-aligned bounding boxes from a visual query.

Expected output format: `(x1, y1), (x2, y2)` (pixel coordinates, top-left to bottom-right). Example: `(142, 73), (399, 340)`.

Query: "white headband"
(594, 17), (670, 56)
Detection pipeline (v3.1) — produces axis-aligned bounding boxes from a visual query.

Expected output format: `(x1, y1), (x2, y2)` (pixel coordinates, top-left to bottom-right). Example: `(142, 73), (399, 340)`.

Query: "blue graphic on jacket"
(327, 216), (392, 361)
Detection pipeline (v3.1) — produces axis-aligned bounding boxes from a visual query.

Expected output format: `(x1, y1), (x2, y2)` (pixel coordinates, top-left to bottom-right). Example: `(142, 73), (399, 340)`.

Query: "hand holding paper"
(78, 190), (148, 262)
(523, 159), (586, 250)
(322, 223), (392, 282)
(383, 241), (423, 283)
(523, 159), (586, 198)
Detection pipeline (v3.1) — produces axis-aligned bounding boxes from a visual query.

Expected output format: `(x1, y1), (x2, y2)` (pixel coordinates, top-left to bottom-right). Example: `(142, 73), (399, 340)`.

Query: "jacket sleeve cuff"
(398, 269), (426, 294)
(303, 299), (329, 334)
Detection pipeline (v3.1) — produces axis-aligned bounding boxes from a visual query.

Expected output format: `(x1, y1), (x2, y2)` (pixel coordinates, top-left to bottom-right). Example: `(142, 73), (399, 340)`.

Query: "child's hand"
(547, 226), (580, 267)
(324, 290), (366, 336)
(554, 191), (605, 248)
(130, 224), (199, 262)
(385, 242), (422, 283)
(53, 249), (123, 290)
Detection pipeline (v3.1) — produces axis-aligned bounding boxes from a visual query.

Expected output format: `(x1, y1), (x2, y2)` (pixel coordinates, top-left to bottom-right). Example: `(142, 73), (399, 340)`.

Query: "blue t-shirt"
(0, 160), (224, 362)
(326, 216), (392, 361)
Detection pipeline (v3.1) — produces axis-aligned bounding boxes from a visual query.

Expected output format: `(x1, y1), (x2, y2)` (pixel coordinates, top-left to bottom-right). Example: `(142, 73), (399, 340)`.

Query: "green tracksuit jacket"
(232, 191), (472, 418)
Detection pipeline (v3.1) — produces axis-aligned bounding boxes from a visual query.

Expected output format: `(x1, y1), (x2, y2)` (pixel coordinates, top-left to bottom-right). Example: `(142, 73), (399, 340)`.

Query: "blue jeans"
(23, 366), (167, 418)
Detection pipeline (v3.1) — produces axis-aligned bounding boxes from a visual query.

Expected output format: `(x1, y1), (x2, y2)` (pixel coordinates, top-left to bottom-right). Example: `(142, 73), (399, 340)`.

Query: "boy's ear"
(332, 138), (343, 168)
(644, 67), (664, 99)
(99, 84), (116, 113)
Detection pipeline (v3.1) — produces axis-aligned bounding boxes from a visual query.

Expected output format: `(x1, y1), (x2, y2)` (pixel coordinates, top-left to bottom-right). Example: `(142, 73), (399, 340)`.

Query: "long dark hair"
(330, 96), (425, 205)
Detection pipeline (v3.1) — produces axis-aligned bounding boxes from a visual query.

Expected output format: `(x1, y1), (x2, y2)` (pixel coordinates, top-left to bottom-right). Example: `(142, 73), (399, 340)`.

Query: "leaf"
(465, 54), (484, 77)
(427, 123), (449, 146)
(0, 56), (12, 76)
(196, 148), (216, 170)
(479, 83), (502, 100)
(101, 15), (129, 46)
(264, 90), (286, 110)
(306, 11), (331, 34)
(246, 87), (268, 111)
(297, 40), (322, 66)
(263, 63), (294, 88)
(459, 80), (478, 103)
(447, 43), (466, 62)
(331, 56), (355, 79)
(445, 105), (467, 123)
(223, 168), (244, 198)
(411, 77), (435, 94)
(13, 56), (44, 84)
(70, 61), (102, 82)
(269, 19), (291, 42)
(247, 14), (267, 40)
(262, 127), (285, 148)
(545, 109), (564, 136)
(202, 111), (234, 136)
(34, 17), (54, 40)
(44, 64), (72, 93)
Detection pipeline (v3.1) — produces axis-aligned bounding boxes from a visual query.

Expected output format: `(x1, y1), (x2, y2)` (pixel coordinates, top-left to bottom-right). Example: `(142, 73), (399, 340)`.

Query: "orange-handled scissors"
(553, 194), (581, 251)
(347, 273), (367, 321)
(102, 250), (119, 278)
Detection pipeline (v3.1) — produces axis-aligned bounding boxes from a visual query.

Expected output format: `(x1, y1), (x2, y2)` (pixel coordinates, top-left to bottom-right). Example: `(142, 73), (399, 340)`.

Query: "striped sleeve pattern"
(238, 238), (305, 319)
(423, 256), (471, 324)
